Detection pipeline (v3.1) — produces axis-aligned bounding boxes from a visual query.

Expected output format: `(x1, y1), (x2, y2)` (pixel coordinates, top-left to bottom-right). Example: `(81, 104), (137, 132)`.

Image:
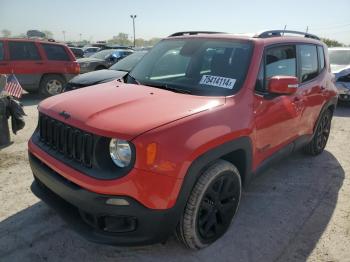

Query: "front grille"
(38, 113), (94, 168)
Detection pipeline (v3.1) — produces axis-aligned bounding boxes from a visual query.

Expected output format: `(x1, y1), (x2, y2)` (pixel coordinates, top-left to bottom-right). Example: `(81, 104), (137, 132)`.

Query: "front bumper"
(29, 153), (180, 246)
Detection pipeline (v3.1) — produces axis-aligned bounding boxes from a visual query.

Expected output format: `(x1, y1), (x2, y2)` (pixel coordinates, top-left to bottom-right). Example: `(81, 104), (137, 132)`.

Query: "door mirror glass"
(268, 76), (298, 95)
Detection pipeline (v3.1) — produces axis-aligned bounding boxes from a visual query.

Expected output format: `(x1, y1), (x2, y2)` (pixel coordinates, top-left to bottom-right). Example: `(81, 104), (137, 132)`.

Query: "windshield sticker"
(199, 75), (236, 89)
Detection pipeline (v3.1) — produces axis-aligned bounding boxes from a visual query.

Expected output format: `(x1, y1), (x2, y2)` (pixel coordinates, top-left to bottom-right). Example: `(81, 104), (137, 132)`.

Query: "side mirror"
(268, 76), (298, 95)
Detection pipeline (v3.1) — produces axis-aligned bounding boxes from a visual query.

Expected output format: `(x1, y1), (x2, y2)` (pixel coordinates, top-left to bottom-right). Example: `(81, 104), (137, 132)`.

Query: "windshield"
(329, 50), (350, 65)
(110, 51), (147, 72)
(91, 49), (116, 60)
(127, 38), (253, 96)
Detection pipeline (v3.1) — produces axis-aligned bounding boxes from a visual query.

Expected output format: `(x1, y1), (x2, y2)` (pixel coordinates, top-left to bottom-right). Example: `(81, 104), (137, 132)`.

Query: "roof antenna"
(282, 25), (287, 36)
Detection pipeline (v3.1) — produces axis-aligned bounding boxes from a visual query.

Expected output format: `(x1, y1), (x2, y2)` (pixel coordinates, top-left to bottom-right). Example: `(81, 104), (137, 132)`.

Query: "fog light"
(103, 216), (137, 233)
(106, 198), (130, 206)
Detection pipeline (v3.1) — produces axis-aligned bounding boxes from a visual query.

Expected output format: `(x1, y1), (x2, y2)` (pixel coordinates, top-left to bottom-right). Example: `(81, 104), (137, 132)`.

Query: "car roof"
(165, 33), (324, 46)
(0, 37), (67, 46)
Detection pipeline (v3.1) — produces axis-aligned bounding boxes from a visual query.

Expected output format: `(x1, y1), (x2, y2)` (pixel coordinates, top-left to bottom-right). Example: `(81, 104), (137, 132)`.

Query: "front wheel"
(304, 109), (333, 155)
(176, 160), (241, 250)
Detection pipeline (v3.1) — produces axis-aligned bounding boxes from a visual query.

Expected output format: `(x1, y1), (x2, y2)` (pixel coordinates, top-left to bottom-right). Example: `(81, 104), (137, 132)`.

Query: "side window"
(9, 41), (40, 60)
(299, 45), (318, 82)
(42, 44), (70, 61)
(265, 45), (296, 79)
(265, 45), (297, 86)
(0, 42), (4, 60)
(317, 46), (325, 71)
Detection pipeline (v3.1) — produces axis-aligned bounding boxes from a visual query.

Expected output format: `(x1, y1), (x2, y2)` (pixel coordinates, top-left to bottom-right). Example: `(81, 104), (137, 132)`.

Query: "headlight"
(109, 139), (132, 167)
(80, 62), (89, 68)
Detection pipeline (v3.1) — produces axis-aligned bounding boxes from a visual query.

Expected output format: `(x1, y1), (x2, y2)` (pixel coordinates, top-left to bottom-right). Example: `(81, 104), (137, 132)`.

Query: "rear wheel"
(176, 160), (241, 250)
(304, 109), (332, 155)
(40, 75), (66, 96)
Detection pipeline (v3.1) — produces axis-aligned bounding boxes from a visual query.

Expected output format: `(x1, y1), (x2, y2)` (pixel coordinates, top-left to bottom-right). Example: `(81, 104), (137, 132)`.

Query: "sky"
(1, 0), (350, 44)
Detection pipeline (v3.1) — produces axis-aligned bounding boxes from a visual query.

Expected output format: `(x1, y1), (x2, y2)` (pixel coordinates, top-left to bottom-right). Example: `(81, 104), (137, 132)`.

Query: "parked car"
(0, 38), (79, 96)
(77, 49), (134, 74)
(329, 47), (350, 102)
(29, 30), (337, 249)
(82, 46), (100, 57)
(64, 51), (147, 91)
(69, 47), (84, 58)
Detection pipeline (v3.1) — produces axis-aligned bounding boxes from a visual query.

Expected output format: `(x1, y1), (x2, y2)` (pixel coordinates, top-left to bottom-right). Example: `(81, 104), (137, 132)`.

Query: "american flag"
(4, 74), (23, 99)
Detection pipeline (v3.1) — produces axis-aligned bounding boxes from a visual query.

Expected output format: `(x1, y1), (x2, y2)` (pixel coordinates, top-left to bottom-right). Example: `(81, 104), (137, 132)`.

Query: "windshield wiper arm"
(146, 83), (192, 94)
(127, 74), (140, 85)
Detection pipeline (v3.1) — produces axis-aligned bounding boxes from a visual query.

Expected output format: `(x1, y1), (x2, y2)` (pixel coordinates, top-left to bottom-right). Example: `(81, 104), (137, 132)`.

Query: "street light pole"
(62, 30), (66, 42)
(130, 15), (137, 47)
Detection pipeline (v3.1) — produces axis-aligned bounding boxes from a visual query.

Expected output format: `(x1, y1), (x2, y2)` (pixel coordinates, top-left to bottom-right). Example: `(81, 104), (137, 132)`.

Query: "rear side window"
(317, 46), (325, 71)
(299, 45), (318, 82)
(265, 45), (296, 79)
(9, 41), (41, 60)
(0, 42), (4, 60)
(42, 44), (70, 61)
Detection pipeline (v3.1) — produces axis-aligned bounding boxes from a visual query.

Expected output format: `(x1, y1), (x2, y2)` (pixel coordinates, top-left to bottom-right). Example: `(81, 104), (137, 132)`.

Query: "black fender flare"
(311, 96), (338, 138)
(171, 136), (253, 221)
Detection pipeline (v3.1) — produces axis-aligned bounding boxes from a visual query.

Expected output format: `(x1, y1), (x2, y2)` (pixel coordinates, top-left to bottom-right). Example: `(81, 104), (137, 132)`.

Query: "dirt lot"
(1, 94), (350, 262)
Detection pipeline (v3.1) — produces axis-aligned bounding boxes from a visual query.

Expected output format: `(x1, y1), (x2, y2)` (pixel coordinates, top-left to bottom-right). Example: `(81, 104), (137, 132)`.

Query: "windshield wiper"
(145, 83), (192, 94)
(127, 74), (140, 85)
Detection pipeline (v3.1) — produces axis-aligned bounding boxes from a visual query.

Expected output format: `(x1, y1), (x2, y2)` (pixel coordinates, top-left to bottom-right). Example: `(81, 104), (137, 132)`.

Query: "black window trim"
(255, 42), (325, 94)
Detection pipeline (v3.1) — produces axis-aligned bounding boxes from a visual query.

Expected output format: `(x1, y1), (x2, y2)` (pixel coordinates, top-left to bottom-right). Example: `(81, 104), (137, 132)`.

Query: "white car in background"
(329, 47), (350, 102)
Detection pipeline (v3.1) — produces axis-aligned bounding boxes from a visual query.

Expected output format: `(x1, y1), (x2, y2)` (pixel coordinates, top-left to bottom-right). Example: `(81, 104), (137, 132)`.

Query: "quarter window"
(299, 45), (318, 82)
(265, 45), (296, 79)
(0, 42), (4, 60)
(317, 46), (325, 71)
(9, 41), (40, 60)
(42, 44), (70, 61)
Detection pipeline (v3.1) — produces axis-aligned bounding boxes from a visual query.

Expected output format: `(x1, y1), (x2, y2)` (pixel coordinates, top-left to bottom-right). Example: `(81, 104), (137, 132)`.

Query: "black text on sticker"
(199, 75), (236, 89)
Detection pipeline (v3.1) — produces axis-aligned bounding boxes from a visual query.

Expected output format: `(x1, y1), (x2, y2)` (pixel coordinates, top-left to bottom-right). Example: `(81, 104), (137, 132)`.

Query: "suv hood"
(69, 69), (128, 86)
(39, 82), (225, 140)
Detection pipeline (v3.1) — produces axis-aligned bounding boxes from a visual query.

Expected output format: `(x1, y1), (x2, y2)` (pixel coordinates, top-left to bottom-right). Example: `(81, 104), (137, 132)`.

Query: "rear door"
(8, 40), (44, 90)
(40, 43), (72, 74)
(254, 44), (303, 165)
(296, 44), (326, 135)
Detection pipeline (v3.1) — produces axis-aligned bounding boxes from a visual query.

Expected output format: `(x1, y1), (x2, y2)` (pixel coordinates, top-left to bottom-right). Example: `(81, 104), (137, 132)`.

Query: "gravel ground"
(0, 93), (350, 262)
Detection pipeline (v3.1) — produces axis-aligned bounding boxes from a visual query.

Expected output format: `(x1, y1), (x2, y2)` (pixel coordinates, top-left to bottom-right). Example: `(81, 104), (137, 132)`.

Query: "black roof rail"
(168, 31), (226, 37)
(254, 30), (320, 40)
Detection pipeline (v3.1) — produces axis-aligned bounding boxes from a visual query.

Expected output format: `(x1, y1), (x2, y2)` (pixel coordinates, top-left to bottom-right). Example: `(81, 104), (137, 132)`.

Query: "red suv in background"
(28, 30), (338, 249)
(0, 38), (79, 96)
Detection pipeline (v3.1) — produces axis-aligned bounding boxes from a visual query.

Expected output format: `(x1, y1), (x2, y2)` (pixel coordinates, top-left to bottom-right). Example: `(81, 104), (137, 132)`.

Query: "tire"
(39, 74), (66, 96)
(304, 109), (333, 156)
(176, 159), (242, 250)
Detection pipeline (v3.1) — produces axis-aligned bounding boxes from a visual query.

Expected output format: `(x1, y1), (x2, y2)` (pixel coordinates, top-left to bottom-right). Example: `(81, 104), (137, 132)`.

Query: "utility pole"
(79, 33), (82, 42)
(130, 15), (137, 47)
(62, 30), (66, 42)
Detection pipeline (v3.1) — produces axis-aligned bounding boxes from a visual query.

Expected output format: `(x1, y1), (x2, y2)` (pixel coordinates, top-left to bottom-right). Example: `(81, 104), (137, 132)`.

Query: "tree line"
(0, 29), (348, 48)
(0, 29), (160, 47)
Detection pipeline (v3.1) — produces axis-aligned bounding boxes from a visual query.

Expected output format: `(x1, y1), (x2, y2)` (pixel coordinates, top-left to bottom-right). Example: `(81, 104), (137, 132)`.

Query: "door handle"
(35, 62), (44, 65)
(0, 63), (7, 66)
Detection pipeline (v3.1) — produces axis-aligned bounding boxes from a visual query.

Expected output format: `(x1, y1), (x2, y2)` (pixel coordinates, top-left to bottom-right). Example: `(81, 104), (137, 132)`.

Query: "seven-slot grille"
(38, 113), (94, 168)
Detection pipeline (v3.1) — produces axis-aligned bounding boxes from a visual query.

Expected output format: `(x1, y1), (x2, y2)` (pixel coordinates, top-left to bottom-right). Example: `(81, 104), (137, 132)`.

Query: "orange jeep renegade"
(29, 30), (338, 249)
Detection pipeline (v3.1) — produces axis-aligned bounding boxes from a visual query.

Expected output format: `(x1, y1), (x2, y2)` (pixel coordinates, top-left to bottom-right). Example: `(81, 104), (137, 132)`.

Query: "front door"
(254, 44), (304, 166)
